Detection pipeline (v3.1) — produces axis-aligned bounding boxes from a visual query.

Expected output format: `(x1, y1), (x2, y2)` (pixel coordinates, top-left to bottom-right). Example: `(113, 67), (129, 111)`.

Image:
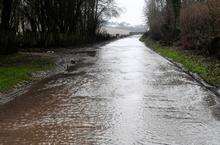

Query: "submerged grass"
(140, 35), (220, 86)
(0, 53), (54, 92)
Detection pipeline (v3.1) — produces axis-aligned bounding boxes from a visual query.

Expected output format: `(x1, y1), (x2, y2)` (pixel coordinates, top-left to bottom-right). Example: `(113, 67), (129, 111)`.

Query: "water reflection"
(0, 36), (220, 144)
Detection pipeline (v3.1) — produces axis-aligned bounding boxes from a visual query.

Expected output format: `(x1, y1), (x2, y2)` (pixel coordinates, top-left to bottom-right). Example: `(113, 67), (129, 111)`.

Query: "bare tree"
(0, 0), (120, 54)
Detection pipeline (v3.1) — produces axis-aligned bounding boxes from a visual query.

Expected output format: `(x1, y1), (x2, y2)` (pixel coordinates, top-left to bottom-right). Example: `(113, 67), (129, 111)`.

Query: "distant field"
(101, 27), (130, 35)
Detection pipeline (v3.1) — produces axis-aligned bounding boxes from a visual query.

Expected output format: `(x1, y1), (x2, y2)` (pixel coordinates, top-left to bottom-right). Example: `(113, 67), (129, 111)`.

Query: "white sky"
(112, 0), (145, 26)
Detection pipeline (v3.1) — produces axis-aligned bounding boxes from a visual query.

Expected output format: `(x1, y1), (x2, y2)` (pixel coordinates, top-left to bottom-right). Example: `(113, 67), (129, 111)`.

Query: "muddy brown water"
(0, 36), (220, 144)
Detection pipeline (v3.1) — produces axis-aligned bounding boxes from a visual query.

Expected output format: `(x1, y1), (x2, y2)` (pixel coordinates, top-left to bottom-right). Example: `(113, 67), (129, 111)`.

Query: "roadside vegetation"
(0, 0), (120, 54)
(0, 53), (54, 92)
(142, 0), (219, 86)
(140, 36), (220, 86)
(0, 0), (120, 92)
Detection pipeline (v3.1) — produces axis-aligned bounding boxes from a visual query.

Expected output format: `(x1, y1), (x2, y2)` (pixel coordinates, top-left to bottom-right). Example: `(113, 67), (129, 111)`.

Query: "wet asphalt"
(0, 35), (220, 145)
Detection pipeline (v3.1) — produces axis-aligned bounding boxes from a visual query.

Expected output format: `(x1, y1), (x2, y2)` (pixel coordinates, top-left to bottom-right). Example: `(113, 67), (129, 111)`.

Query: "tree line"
(0, 0), (119, 54)
(144, 0), (219, 56)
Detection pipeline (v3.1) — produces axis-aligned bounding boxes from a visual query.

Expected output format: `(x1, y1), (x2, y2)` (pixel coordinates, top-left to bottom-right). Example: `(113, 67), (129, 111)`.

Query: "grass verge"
(140, 35), (220, 87)
(0, 53), (55, 92)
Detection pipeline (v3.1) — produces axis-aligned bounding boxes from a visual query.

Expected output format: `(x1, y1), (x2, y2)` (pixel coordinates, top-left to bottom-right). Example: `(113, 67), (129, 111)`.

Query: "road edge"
(140, 38), (220, 99)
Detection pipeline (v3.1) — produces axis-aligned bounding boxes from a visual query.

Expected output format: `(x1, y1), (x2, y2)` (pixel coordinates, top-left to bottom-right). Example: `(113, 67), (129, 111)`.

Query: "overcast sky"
(111, 0), (145, 26)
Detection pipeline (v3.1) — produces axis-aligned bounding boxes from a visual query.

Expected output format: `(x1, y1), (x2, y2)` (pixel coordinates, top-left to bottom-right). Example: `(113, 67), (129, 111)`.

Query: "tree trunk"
(0, 0), (17, 54)
(1, 0), (13, 30)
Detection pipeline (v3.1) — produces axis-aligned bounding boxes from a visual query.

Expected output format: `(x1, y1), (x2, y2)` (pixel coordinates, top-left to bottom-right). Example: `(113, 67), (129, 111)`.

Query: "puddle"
(0, 36), (220, 144)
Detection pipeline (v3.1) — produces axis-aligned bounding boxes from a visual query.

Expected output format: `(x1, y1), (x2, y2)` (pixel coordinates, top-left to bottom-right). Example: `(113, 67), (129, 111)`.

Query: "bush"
(0, 30), (17, 54)
(180, 2), (213, 54)
(15, 31), (115, 50)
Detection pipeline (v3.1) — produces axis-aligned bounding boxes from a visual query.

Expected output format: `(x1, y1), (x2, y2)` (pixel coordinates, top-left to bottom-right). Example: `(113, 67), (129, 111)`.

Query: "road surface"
(0, 36), (220, 144)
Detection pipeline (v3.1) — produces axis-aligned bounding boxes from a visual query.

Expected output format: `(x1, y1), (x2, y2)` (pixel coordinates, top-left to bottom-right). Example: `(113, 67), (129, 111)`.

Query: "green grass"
(140, 35), (220, 86)
(0, 53), (55, 92)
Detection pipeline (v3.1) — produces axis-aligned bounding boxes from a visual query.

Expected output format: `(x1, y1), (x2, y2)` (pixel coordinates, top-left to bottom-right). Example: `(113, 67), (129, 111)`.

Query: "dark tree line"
(144, 0), (219, 56)
(0, 0), (119, 54)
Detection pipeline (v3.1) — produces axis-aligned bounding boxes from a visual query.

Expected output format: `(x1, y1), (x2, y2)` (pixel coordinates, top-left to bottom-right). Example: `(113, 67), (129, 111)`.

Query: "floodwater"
(0, 36), (220, 145)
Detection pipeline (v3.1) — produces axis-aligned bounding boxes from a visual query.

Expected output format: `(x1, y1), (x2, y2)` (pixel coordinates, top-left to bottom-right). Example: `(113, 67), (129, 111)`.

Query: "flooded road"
(0, 36), (220, 144)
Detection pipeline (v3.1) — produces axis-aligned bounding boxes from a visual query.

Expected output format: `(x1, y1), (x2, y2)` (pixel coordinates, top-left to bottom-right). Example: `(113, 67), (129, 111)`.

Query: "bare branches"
(0, 0), (120, 53)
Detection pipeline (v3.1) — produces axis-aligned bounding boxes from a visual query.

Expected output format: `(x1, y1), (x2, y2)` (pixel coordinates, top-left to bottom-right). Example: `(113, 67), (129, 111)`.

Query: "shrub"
(180, 2), (212, 54)
(0, 31), (17, 54)
(208, 0), (220, 57)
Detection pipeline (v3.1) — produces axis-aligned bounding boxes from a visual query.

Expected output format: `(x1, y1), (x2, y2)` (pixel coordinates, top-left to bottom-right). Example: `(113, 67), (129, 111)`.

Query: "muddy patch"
(75, 50), (97, 57)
